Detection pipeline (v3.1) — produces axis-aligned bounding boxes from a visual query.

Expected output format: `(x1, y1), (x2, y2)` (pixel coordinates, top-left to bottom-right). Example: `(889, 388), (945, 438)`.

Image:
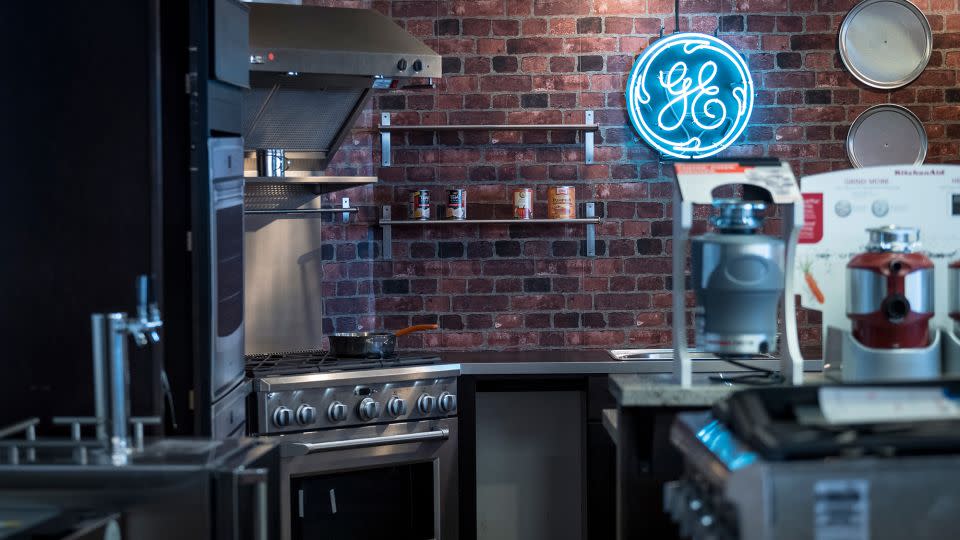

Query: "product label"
(799, 193), (824, 244)
(814, 480), (869, 540)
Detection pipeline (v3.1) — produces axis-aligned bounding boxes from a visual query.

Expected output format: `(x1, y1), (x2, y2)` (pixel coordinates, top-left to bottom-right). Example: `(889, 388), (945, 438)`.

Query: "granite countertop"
(610, 372), (828, 407)
(443, 349), (633, 375)
(440, 350), (823, 378)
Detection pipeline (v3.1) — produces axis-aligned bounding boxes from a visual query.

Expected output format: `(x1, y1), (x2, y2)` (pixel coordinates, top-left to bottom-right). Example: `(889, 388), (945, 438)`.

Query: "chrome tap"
(91, 274), (163, 465)
(130, 274), (163, 346)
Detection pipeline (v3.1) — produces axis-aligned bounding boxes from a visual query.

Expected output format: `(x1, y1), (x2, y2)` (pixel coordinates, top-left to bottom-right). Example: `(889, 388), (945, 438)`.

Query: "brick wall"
(309, 0), (960, 353)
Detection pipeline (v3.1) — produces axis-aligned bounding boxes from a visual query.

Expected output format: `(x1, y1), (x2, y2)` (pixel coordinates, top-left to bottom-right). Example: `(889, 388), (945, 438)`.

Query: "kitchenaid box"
(795, 165), (960, 377)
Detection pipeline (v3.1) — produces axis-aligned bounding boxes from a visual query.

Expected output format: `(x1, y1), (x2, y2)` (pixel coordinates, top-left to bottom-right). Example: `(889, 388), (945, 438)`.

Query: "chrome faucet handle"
(130, 274), (163, 347)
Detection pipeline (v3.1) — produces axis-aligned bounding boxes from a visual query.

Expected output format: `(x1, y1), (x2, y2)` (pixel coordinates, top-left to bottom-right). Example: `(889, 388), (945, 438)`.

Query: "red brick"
(522, 18), (548, 34)
(445, 0), (505, 16)
(507, 0), (532, 15)
(507, 37), (564, 54)
(463, 18), (492, 36)
(790, 33), (835, 50)
(565, 330), (626, 346)
(764, 71), (815, 88)
(734, 0), (787, 13)
(605, 17), (634, 33)
(549, 56), (577, 72)
(493, 19), (521, 35)
(534, 0), (589, 15)
(550, 17), (577, 34)
(480, 75), (533, 92)
(477, 38), (507, 55)
(596, 0), (648, 14)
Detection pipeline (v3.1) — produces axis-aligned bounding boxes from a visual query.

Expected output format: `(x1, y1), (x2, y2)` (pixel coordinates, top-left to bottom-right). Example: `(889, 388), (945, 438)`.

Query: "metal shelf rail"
(378, 111), (598, 166)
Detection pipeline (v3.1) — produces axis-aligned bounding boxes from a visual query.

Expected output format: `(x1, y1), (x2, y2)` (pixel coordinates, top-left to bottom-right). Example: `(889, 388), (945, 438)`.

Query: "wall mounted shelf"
(378, 111), (598, 166)
(378, 203), (598, 259)
(244, 198), (356, 223)
(243, 175), (377, 195)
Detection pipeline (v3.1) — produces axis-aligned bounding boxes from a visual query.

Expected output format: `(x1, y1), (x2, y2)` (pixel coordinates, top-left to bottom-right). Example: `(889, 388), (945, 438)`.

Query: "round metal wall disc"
(846, 104), (926, 167)
(839, 0), (932, 89)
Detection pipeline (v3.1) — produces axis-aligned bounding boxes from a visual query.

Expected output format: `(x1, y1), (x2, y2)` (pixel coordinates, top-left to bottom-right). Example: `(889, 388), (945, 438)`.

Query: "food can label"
(411, 190), (431, 220)
(513, 189), (533, 219)
(446, 189), (467, 220)
(547, 186), (576, 219)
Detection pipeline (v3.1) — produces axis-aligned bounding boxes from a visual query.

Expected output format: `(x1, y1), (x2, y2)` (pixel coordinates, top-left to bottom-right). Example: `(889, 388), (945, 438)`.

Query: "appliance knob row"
(387, 396), (408, 417)
(358, 397), (382, 421)
(273, 406), (293, 427)
(438, 391), (457, 413)
(296, 404), (317, 425)
(327, 401), (348, 423)
(397, 58), (423, 72)
(417, 393), (436, 414)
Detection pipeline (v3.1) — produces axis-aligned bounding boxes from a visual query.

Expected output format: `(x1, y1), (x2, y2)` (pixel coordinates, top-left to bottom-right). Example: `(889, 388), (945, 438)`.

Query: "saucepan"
(328, 324), (438, 358)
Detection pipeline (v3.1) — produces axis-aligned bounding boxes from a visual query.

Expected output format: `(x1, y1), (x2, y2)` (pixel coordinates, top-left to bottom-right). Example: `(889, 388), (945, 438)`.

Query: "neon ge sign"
(626, 33), (754, 160)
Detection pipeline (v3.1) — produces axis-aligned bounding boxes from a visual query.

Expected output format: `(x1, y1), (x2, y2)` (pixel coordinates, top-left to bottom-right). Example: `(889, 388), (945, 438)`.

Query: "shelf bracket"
(584, 110), (595, 164)
(380, 113), (392, 167)
(585, 203), (596, 256)
(381, 205), (392, 259)
(341, 197), (350, 224)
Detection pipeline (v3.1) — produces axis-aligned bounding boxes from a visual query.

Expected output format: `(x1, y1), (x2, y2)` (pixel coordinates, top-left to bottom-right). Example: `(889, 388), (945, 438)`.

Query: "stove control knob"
(387, 396), (408, 417)
(412, 59), (423, 72)
(296, 405), (317, 425)
(327, 401), (348, 423)
(273, 406), (293, 428)
(397, 58), (407, 71)
(438, 392), (457, 413)
(417, 393), (436, 414)
(358, 397), (382, 421)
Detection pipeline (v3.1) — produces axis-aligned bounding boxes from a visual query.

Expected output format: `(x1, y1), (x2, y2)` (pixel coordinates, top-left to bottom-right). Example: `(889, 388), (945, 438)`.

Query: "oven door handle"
(282, 428), (450, 457)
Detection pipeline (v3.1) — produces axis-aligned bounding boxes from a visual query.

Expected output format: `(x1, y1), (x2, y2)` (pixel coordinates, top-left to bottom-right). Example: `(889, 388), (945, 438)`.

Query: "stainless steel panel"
(839, 0), (931, 89)
(951, 266), (960, 315)
(904, 268), (933, 313)
(276, 418), (458, 540)
(255, 377), (458, 435)
(847, 268), (886, 314)
(247, 4), (441, 79)
(846, 104), (926, 168)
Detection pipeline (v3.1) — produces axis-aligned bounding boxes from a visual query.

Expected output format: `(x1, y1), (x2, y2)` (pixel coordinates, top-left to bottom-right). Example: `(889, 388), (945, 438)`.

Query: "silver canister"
(445, 189), (467, 220)
(690, 200), (785, 356)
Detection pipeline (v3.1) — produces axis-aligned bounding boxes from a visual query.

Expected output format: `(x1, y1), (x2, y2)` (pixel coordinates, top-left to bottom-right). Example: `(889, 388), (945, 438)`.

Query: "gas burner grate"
(244, 350), (441, 378)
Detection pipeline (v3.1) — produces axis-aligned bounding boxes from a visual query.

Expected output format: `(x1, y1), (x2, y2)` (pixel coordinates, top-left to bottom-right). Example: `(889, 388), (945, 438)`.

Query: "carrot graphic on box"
(801, 260), (825, 304)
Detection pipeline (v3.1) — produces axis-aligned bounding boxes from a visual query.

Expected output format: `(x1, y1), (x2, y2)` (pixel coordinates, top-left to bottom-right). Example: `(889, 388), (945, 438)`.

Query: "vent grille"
(242, 85), (366, 152)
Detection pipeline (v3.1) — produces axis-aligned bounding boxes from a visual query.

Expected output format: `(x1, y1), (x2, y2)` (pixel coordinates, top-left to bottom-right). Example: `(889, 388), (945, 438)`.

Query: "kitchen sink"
(608, 349), (775, 361)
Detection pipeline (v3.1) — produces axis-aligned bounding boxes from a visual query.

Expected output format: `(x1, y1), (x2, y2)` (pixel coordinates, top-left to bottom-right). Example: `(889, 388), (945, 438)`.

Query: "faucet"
(91, 274), (163, 465)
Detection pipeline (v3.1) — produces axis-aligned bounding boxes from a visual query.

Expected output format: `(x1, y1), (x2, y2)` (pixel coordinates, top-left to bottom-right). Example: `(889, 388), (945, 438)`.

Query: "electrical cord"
(709, 357), (785, 386)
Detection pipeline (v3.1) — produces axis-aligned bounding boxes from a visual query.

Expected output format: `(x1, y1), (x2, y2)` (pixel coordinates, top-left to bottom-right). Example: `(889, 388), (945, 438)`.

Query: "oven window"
(216, 204), (243, 337)
(291, 462), (434, 540)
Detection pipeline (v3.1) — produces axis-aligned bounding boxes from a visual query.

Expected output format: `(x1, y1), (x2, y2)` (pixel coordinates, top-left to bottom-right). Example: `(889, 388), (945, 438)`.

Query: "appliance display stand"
(824, 326), (942, 382)
(671, 161), (806, 387)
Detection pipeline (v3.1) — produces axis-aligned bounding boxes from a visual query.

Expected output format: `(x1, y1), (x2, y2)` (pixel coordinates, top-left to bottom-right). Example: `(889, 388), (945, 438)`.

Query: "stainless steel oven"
(279, 417), (457, 540)
(247, 360), (459, 540)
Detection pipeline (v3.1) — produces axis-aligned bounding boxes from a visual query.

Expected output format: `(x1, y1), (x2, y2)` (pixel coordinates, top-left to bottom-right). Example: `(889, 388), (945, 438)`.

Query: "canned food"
(445, 189), (467, 220)
(547, 186), (576, 219)
(410, 189), (431, 220)
(513, 188), (534, 219)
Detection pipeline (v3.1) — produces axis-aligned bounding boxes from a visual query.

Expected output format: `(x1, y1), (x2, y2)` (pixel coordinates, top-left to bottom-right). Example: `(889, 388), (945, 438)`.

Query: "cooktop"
(244, 350), (442, 378)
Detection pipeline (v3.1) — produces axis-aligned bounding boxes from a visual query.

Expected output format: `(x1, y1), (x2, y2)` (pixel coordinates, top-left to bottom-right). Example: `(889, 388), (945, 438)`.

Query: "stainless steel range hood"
(242, 3), (441, 184)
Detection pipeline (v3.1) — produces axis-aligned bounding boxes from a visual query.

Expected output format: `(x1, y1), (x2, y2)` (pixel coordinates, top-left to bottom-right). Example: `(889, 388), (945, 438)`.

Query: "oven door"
(277, 418), (457, 540)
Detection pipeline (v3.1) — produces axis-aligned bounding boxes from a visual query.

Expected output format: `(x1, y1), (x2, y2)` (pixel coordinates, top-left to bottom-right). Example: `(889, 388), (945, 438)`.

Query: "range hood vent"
(243, 3), (441, 180)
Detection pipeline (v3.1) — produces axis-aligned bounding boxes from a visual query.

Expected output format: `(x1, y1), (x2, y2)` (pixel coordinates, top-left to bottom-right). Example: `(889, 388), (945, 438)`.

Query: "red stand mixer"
(846, 226), (934, 349)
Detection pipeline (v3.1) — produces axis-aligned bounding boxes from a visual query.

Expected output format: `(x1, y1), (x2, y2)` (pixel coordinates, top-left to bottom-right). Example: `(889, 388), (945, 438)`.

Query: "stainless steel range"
(246, 351), (459, 540)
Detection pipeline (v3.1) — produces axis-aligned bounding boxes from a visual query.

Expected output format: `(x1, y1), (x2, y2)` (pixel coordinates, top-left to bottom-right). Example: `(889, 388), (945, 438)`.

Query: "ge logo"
(626, 33), (754, 160)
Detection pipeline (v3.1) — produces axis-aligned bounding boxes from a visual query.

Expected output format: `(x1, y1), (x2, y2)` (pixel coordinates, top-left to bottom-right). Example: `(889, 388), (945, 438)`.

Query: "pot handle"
(394, 324), (439, 337)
